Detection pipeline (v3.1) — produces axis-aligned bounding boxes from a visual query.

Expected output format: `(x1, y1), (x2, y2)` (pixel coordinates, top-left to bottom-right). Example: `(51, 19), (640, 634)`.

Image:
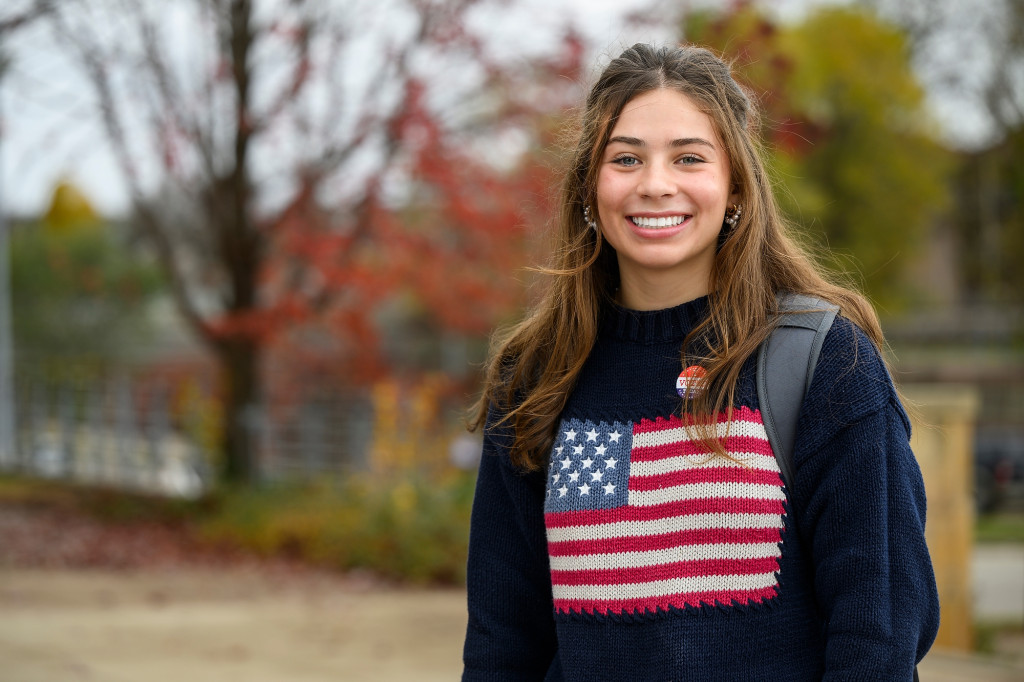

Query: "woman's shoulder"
(813, 314), (889, 389)
(798, 314), (908, 448)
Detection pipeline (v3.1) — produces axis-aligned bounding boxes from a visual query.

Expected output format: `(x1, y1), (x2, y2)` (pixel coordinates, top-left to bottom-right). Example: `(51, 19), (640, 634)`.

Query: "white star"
(573, 444), (584, 456)
(558, 485), (568, 497)
(555, 446), (564, 455)
(581, 456), (594, 469)
(579, 482), (591, 495)
(594, 444), (607, 456)
(603, 482), (616, 495)
(568, 471), (580, 482)
(609, 430), (622, 443)
(560, 457), (571, 470)
(585, 428), (599, 442)
(604, 457), (618, 469)
(590, 470), (604, 482)
(552, 473), (560, 483)
(564, 429), (577, 441)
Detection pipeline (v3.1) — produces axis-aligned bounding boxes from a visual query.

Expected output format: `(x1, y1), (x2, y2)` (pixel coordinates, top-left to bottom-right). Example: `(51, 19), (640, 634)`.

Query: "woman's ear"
(729, 183), (743, 206)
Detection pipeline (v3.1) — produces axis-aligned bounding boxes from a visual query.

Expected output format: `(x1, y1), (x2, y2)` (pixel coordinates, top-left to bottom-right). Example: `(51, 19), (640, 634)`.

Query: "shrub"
(201, 472), (476, 584)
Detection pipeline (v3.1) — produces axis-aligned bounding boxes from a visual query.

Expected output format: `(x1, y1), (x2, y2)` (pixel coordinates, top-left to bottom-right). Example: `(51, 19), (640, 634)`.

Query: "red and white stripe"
(545, 407), (787, 615)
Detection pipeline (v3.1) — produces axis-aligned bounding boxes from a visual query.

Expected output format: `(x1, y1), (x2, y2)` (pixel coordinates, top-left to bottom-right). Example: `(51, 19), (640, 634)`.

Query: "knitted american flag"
(543, 407), (787, 615)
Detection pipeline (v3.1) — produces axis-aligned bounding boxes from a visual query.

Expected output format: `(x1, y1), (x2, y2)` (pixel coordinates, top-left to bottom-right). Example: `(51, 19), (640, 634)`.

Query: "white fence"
(5, 366), (379, 496)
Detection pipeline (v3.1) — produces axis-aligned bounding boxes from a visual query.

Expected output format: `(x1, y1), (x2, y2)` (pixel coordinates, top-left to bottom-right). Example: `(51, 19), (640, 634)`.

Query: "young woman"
(462, 44), (939, 680)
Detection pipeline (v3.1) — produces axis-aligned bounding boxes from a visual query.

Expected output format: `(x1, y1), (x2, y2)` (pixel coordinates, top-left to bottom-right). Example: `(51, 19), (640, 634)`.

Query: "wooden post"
(902, 384), (980, 651)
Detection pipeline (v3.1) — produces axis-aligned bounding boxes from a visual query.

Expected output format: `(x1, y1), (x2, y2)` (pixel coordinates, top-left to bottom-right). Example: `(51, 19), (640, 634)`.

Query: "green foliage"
(10, 222), (164, 358)
(201, 473), (476, 584)
(685, 6), (954, 308)
(0, 475), (208, 523)
(976, 512), (1024, 544)
(973, 621), (1024, 664)
(952, 127), (1024, 304)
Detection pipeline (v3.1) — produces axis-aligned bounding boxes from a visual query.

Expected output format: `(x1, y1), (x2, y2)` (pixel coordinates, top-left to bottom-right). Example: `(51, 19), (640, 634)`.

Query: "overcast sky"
(0, 0), (1005, 218)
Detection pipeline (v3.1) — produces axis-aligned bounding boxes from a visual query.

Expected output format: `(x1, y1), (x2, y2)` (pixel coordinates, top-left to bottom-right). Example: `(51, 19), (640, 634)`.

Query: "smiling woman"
(596, 89), (736, 309)
(463, 43), (939, 681)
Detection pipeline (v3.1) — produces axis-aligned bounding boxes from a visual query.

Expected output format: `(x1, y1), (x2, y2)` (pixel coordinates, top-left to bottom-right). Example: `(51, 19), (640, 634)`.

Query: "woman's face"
(595, 88), (736, 309)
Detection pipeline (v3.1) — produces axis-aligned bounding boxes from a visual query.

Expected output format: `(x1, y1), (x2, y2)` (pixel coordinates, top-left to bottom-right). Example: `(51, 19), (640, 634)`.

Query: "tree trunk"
(218, 337), (260, 483)
(217, 0), (260, 485)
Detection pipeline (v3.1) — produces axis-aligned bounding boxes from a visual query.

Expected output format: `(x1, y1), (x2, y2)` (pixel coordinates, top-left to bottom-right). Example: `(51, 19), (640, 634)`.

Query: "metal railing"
(3, 360), (464, 496)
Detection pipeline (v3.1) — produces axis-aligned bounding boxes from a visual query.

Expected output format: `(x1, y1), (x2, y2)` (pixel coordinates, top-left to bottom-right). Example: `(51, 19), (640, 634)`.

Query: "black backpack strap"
(757, 295), (919, 680)
(756, 293), (839, 489)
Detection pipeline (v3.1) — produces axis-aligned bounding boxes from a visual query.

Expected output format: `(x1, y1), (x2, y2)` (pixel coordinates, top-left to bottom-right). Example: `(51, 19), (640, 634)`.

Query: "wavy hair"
(472, 43), (882, 471)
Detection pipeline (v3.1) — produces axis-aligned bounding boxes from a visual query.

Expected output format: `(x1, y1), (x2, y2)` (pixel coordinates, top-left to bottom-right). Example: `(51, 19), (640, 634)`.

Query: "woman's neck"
(616, 269), (711, 311)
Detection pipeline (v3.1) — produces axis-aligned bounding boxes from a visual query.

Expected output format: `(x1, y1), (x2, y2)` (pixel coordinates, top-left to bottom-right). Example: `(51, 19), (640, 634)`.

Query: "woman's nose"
(636, 163), (676, 198)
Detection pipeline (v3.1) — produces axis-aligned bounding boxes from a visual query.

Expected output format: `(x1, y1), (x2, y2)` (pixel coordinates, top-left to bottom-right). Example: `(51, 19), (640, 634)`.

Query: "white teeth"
(631, 215), (688, 228)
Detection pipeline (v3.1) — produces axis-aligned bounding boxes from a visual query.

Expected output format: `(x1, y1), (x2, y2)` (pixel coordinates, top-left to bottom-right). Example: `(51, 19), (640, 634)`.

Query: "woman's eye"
(679, 154), (704, 165)
(612, 155), (640, 167)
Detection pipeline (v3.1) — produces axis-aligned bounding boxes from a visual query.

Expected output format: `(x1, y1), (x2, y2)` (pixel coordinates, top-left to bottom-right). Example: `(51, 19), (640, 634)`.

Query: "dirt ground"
(0, 567), (467, 682)
(0, 495), (469, 681)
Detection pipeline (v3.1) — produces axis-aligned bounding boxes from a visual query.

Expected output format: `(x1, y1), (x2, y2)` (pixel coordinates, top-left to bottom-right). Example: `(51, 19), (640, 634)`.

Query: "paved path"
(974, 543), (1024, 621)
(917, 652), (1024, 681)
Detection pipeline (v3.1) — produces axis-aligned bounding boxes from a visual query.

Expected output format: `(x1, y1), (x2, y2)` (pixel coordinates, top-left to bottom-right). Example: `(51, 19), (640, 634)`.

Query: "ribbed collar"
(600, 295), (710, 344)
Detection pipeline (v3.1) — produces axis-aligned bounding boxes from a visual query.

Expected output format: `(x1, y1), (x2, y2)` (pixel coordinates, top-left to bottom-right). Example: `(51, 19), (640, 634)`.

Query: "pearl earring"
(724, 204), (743, 226)
(583, 205), (598, 232)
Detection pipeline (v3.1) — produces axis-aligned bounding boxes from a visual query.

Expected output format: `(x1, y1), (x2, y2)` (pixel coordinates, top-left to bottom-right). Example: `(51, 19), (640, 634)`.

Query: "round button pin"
(676, 365), (707, 399)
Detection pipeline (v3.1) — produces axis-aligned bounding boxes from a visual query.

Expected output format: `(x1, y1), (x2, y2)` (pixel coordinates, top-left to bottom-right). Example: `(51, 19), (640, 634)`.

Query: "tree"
(949, 127), (1024, 303)
(861, 0), (1024, 305)
(10, 182), (163, 359)
(861, 0), (1024, 143)
(260, 35), (582, 420)
(14, 0), (577, 482)
(685, 4), (952, 308)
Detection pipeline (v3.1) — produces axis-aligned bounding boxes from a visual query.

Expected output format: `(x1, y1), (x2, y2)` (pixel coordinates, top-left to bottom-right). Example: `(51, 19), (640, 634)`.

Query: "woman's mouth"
(629, 215), (690, 228)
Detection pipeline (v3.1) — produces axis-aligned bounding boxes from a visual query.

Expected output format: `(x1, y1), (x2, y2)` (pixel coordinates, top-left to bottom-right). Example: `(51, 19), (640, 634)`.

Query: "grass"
(974, 620), (1024, 664)
(975, 512), (1024, 544)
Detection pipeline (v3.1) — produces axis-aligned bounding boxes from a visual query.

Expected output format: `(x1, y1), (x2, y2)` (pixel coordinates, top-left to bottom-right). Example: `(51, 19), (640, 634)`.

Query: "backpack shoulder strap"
(756, 293), (839, 489)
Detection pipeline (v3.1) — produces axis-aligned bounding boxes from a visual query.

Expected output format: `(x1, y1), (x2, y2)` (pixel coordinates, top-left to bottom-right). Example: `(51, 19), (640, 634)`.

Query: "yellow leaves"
(783, 7), (927, 133)
(390, 480), (418, 515)
(173, 379), (224, 461)
(686, 4), (955, 308)
(42, 181), (101, 236)
(368, 374), (459, 477)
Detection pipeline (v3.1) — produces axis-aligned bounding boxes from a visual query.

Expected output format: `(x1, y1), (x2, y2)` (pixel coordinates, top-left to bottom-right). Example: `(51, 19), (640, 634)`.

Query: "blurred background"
(0, 0), (1021, 679)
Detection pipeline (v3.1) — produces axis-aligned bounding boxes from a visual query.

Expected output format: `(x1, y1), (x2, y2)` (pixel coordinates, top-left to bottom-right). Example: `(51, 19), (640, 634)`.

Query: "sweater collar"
(601, 295), (710, 343)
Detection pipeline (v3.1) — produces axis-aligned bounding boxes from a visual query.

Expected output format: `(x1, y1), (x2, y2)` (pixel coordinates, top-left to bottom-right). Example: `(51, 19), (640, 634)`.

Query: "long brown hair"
(472, 43), (883, 471)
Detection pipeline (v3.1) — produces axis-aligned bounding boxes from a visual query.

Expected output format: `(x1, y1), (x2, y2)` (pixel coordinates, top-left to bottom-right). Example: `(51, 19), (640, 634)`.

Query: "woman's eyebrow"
(607, 135), (717, 149)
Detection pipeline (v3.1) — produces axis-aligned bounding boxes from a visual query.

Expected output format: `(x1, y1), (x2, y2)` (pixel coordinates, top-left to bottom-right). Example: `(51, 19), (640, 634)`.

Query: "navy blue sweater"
(463, 296), (939, 681)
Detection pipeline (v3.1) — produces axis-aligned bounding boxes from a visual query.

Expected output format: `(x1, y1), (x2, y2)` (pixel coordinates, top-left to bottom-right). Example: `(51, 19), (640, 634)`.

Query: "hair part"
(472, 43), (883, 471)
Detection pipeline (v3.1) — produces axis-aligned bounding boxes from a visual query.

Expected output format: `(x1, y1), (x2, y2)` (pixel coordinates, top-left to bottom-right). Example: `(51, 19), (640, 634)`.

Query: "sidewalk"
(918, 651), (1024, 681)
(973, 543), (1024, 621)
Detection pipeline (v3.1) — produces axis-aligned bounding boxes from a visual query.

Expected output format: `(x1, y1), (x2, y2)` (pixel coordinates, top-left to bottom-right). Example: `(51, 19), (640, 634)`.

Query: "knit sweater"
(463, 296), (940, 681)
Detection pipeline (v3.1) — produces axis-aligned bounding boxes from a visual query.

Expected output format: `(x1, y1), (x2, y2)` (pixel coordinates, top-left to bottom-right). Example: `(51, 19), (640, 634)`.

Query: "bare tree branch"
(15, 0), (557, 482)
(0, 0), (55, 36)
(48, 1), (217, 347)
